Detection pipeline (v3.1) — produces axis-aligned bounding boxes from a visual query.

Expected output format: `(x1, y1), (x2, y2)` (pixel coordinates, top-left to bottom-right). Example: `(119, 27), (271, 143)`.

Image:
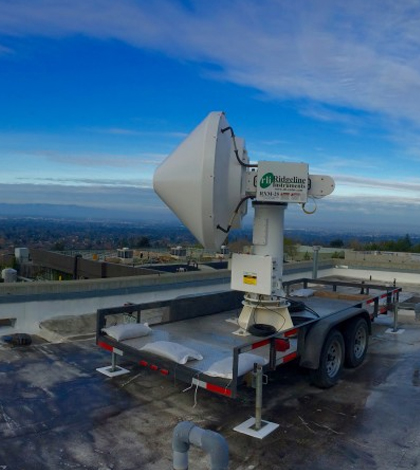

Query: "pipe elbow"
(200, 429), (229, 470)
(172, 421), (195, 453)
(172, 421), (229, 470)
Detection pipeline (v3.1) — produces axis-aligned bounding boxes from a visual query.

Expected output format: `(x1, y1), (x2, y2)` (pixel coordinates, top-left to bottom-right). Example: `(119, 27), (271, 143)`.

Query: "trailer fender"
(299, 308), (371, 370)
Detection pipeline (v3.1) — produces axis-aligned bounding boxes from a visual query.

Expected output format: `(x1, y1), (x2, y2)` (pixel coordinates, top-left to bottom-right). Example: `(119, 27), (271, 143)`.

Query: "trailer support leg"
(233, 364), (279, 439)
(393, 302), (399, 332)
(96, 351), (130, 377)
(386, 302), (405, 335)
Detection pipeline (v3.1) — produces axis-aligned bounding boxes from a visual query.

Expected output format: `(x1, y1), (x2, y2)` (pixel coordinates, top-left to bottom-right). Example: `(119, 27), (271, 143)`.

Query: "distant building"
(15, 247), (30, 264)
(117, 247), (134, 264)
(1, 268), (17, 283)
(170, 246), (187, 258)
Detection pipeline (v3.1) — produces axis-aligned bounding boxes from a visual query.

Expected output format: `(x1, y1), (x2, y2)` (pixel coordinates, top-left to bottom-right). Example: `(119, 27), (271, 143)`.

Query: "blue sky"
(1, 0), (420, 234)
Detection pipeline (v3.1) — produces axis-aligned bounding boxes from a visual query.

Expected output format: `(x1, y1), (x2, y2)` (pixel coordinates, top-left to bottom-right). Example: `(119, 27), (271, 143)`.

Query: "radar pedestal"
(232, 201), (293, 335)
(238, 295), (293, 334)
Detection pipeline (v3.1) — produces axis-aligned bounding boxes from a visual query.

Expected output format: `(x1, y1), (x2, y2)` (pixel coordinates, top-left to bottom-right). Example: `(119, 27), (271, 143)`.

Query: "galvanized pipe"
(172, 421), (229, 470)
(254, 364), (263, 431)
(110, 352), (117, 372)
(312, 245), (320, 279)
(393, 302), (399, 332)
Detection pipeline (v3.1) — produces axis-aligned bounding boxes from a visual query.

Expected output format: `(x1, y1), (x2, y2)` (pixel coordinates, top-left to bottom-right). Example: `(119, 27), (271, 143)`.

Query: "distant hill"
(1, 203), (419, 244)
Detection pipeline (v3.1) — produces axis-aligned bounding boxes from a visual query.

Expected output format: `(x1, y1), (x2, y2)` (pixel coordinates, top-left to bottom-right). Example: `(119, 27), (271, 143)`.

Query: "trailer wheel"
(344, 317), (369, 368)
(310, 329), (344, 388)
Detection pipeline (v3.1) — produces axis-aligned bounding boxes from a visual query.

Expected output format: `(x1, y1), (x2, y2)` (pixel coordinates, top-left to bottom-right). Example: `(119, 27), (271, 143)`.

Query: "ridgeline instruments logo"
(260, 172), (275, 188)
(259, 172), (306, 189)
(256, 162), (309, 203)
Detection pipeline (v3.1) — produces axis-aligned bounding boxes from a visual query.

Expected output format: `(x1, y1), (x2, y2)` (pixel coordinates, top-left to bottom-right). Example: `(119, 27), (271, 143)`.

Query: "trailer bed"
(96, 278), (401, 397)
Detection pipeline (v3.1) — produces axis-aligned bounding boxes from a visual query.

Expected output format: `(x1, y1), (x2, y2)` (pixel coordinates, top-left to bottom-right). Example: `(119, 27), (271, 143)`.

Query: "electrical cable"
(220, 126), (258, 168)
(247, 294), (288, 334)
(217, 125), (256, 235)
(216, 195), (254, 234)
(280, 295), (320, 318)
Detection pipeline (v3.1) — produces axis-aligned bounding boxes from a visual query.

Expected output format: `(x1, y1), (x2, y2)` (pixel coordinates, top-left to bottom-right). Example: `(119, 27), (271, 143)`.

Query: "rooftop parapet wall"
(0, 269), (231, 299)
(345, 251), (420, 271)
(0, 269), (234, 336)
(30, 249), (163, 279)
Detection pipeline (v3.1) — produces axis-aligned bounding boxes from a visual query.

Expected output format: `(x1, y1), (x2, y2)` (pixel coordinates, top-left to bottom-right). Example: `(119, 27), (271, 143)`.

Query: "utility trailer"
(96, 278), (401, 396)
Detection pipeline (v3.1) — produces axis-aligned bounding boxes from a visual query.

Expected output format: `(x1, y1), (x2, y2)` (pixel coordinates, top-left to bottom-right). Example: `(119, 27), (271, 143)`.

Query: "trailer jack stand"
(234, 364), (279, 439)
(96, 351), (130, 377)
(386, 302), (405, 335)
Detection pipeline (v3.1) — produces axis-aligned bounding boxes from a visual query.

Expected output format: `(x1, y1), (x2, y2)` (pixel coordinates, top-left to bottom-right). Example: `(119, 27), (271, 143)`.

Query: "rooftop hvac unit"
(2, 268), (17, 283)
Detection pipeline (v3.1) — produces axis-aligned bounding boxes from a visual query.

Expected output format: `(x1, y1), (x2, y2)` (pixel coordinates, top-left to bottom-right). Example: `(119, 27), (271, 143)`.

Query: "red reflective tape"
(139, 360), (148, 367)
(251, 339), (270, 349)
(98, 341), (113, 352)
(150, 364), (158, 371)
(282, 352), (297, 363)
(284, 328), (298, 337)
(275, 339), (290, 352)
(160, 369), (169, 376)
(206, 383), (232, 397)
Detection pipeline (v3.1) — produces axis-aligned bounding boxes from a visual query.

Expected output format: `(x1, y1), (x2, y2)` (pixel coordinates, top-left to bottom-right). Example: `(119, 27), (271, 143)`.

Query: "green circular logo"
(260, 172), (274, 188)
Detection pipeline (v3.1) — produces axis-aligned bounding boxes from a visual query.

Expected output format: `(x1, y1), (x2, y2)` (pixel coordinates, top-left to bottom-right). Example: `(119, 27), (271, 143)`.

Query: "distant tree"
(399, 234), (412, 252)
(53, 241), (65, 251)
(330, 238), (344, 248)
(134, 236), (151, 248)
(365, 241), (381, 251)
(284, 237), (299, 261)
(348, 239), (364, 251)
(361, 234), (413, 253)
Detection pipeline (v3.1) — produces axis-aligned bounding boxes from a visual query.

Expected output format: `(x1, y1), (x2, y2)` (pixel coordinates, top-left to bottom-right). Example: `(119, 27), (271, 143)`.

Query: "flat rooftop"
(1, 275), (420, 469)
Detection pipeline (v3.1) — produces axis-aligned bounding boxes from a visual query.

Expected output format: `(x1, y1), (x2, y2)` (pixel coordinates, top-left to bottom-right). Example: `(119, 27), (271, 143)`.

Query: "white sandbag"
(103, 323), (152, 341)
(204, 353), (268, 379)
(140, 341), (203, 364)
(291, 288), (315, 297)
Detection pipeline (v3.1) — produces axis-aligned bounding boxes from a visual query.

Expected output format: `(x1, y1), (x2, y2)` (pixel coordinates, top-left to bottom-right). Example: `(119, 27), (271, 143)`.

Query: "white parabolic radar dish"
(153, 112), (249, 250)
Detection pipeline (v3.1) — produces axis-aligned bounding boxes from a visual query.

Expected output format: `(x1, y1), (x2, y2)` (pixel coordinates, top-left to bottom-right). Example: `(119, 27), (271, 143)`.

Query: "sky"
(2, 0), (420, 235)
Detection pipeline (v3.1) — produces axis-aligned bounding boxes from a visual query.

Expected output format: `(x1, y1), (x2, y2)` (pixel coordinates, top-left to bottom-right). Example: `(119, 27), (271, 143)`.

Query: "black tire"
(344, 317), (369, 368)
(310, 329), (344, 388)
(248, 323), (276, 337)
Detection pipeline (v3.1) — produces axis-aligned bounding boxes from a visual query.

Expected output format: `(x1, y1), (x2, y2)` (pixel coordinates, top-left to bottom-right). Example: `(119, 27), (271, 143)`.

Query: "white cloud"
(3, 0), (420, 230)
(16, 176), (152, 188)
(2, 0), (420, 128)
(89, 127), (188, 139)
(0, 182), (162, 211)
(335, 175), (420, 193)
(41, 152), (164, 168)
(2, 146), (165, 169)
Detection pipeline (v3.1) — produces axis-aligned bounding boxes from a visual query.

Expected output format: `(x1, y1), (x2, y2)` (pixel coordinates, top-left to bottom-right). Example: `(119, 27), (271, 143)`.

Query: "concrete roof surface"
(1, 304), (420, 469)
